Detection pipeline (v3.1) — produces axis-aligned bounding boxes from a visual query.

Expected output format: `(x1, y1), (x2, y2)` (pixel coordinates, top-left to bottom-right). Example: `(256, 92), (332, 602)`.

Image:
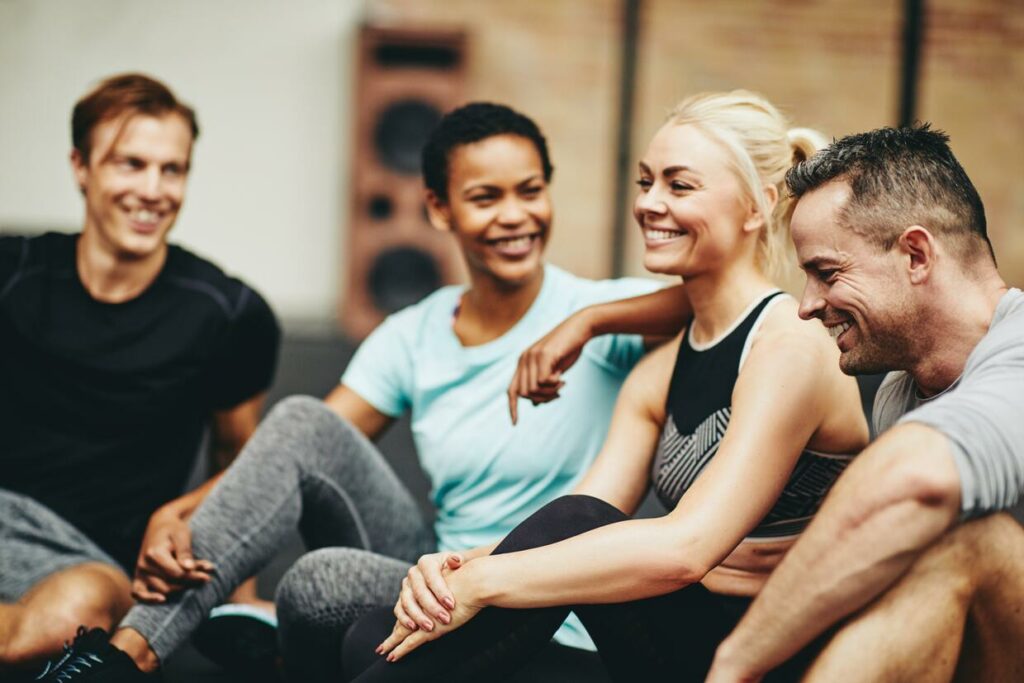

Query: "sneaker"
(33, 626), (151, 681)
(191, 604), (279, 677)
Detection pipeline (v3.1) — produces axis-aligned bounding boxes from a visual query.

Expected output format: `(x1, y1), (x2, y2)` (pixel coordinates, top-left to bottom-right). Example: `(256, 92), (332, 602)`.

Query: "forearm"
(466, 516), (703, 608)
(715, 425), (961, 674)
(583, 283), (690, 340)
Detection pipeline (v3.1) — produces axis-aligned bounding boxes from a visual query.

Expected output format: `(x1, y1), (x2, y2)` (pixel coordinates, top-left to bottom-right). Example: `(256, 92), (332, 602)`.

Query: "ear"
(424, 190), (452, 233)
(742, 184), (779, 234)
(70, 149), (88, 195)
(897, 226), (937, 285)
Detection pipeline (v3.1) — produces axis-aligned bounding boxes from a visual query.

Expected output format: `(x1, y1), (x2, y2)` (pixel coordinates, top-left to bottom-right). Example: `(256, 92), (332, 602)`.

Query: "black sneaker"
(34, 627), (151, 682)
(191, 604), (279, 679)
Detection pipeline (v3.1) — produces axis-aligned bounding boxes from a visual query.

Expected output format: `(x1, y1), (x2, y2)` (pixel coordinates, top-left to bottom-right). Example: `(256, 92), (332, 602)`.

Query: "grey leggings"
(119, 395), (436, 682)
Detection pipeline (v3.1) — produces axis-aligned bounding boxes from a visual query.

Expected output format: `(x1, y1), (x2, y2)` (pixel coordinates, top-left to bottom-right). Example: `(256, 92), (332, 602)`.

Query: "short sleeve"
(341, 313), (415, 418)
(207, 286), (281, 411)
(582, 277), (662, 372)
(0, 236), (26, 299)
(898, 334), (1024, 518)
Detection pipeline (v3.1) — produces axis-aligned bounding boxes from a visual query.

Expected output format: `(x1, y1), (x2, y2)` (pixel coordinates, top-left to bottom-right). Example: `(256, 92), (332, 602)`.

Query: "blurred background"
(2, 0), (1021, 332)
(1, 2), (1021, 676)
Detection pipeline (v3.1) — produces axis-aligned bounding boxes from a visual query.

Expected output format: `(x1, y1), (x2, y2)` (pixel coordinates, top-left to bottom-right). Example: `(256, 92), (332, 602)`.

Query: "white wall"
(0, 0), (367, 322)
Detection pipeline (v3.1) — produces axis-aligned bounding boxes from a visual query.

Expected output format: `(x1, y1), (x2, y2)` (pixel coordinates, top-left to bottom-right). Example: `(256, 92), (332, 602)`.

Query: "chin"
(642, 251), (687, 277)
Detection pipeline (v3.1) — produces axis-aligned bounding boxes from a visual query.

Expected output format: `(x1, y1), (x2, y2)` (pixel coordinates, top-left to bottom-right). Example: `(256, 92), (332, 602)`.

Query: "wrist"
(460, 556), (501, 607)
(577, 305), (603, 338)
(713, 635), (761, 679)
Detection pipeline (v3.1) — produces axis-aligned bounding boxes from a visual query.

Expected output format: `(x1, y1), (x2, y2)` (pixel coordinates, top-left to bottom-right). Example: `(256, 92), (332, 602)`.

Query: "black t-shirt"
(0, 232), (280, 570)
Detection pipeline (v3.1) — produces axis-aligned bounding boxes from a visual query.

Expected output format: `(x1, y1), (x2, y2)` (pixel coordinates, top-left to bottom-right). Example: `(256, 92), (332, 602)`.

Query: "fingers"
(408, 565), (450, 625)
(376, 620), (414, 657)
(168, 525), (195, 570)
(385, 628), (432, 662)
(420, 555), (457, 611)
(392, 601), (417, 632)
(399, 577), (435, 632)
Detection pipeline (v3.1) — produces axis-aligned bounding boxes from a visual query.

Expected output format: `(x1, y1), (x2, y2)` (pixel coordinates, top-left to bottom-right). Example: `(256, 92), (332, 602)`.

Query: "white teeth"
(644, 228), (684, 241)
(132, 209), (159, 223)
(827, 321), (852, 341)
(494, 236), (533, 249)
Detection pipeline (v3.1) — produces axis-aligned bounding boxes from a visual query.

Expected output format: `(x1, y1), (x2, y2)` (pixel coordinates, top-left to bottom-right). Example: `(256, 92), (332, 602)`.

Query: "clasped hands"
(375, 551), (484, 662)
(132, 504), (215, 603)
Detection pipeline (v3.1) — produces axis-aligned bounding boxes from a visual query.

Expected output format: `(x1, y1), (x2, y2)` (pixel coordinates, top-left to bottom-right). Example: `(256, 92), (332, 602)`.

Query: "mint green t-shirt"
(342, 264), (658, 649)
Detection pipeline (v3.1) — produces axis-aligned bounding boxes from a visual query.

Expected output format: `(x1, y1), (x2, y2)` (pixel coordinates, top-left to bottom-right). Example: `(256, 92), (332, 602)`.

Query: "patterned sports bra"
(651, 291), (854, 540)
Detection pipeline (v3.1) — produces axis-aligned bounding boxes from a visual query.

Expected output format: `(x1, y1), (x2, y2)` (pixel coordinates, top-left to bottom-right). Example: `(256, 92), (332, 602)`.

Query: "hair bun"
(787, 127), (829, 165)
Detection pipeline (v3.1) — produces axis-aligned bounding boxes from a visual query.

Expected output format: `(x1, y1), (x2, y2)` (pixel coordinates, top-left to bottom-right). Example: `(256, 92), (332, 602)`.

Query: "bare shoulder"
(747, 296), (837, 367)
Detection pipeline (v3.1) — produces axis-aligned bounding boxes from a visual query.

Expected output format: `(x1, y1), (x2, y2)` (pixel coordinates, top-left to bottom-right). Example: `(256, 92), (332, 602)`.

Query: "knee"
(1, 564), (131, 665)
(276, 548), (371, 633)
(267, 395), (334, 429)
(496, 495), (628, 554)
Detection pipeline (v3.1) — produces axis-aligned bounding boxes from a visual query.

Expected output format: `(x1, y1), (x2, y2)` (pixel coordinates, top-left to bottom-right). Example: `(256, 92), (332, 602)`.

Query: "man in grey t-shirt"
(708, 125), (1024, 682)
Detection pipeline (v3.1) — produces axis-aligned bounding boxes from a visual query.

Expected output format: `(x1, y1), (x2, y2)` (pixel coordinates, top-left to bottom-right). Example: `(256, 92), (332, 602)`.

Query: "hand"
(507, 312), (593, 424)
(378, 565), (484, 662)
(391, 552), (464, 633)
(133, 506), (214, 603)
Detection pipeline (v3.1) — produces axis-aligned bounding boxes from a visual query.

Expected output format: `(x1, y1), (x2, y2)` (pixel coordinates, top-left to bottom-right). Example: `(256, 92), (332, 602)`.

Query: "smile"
(485, 233), (540, 256)
(826, 320), (852, 342)
(642, 226), (688, 243)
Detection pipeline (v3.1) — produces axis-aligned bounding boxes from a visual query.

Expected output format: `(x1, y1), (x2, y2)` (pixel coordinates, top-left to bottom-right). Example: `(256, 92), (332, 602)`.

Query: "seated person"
(342, 91), (869, 682)
(705, 125), (1024, 682)
(0, 74), (279, 680)
(33, 102), (694, 683)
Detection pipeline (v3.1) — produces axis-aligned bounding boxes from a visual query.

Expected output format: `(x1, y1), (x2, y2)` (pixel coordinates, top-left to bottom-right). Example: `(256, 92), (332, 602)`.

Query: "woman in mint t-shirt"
(63, 102), (690, 683)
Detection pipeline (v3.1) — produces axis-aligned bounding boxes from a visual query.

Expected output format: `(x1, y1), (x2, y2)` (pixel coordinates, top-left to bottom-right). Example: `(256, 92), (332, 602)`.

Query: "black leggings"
(342, 495), (819, 682)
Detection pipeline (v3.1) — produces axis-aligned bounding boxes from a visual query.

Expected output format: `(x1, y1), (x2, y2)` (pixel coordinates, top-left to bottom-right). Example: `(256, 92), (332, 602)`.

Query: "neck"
(455, 266), (545, 346)
(684, 260), (776, 344)
(909, 270), (1008, 396)
(76, 227), (167, 303)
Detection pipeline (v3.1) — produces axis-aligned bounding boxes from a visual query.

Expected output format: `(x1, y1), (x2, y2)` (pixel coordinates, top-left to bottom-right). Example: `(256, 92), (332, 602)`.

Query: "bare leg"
(228, 576), (276, 615)
(0, 562), (132, 673)
(802, 514), (1024, 683)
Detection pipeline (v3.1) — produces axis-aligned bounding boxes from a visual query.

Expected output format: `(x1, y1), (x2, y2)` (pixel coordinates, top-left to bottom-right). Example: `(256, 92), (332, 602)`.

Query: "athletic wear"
(118, 396), (434, 680)
(0, 232), (280, 571)
(873, 288), (1024, 518)
(344, 264), (656, 650)
(0, 489), (120, 602)
(33, 627), (150, 682)
(653, 291), (854, 538)
(343, 495), (824, 683)
(344, 263), (656, 553)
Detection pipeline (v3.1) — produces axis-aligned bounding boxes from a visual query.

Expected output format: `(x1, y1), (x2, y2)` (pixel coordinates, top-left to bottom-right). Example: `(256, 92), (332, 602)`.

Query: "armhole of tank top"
(737, 292), (788, 373)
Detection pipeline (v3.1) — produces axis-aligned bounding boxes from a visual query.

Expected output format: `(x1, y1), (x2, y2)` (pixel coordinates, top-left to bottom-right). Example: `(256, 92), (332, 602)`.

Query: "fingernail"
(375, 645), (383, 655)
(387, 654), (396, 663)
(438, 612), (450, 624)
(405, 620), (416, 630)
(422, 620), (434, 631)
(443, 597), (455, 609)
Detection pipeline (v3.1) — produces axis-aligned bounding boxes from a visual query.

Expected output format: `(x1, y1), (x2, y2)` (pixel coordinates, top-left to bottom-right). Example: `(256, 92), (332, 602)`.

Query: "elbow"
(659, 545), (713, 590)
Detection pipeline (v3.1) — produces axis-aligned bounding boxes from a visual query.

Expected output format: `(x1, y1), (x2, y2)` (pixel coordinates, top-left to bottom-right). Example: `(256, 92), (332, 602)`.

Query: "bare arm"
(381, 325), (843, 659)
(323, 384), (395, 440)
(708, 423), (961, 681)
(508, 284), (691, 422)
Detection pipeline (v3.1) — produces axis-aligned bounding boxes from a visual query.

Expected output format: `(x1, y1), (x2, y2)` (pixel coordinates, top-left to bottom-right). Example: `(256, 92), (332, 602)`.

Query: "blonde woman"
(344, 92), (870, 682)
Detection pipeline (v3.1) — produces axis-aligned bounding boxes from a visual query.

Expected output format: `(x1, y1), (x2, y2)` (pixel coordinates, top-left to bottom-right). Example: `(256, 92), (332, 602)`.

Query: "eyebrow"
(799, 255), (841, 271)
(461, 173), (543, 195)
(637, 161), (697, 177)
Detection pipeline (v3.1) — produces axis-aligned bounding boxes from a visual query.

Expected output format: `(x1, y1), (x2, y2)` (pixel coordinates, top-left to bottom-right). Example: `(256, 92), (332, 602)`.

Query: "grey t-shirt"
(873, 288), (1024, 518)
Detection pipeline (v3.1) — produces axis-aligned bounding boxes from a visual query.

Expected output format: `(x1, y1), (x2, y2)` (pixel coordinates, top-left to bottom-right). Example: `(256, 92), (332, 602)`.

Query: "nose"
(496, 197), (528, 227)
(137, 166), (163, 201)
(798, 279), (825, 320)
(634, 185), (666, 218)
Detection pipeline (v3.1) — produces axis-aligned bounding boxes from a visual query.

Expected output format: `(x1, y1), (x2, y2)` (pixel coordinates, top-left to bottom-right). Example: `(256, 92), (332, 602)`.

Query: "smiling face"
(633, 123), (759, 278)
(792, 180), (917, 374)
(428, 133), (551, 288)
(72, 112), (192, 260)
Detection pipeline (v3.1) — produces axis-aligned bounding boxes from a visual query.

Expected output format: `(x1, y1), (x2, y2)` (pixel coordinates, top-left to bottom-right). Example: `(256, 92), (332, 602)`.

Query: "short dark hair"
(786, 124), (993, 264)
(421, 102), (553, 201)
(72, 73), (199, 163)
